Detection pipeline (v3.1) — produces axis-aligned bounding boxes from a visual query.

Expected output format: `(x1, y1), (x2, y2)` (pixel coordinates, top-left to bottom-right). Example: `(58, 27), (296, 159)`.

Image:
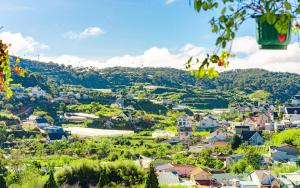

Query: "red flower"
(278, 34), (286, 42)
(217, 59), (223, 66)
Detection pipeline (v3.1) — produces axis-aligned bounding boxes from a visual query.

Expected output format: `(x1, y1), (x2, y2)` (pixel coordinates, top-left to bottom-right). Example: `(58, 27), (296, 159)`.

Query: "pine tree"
(97, 168), (109, 188)
(231, 134), (242, 150)
(0, 175), (7, 188)
(44, 171), (58, 188)
(145, 164), (159, 188)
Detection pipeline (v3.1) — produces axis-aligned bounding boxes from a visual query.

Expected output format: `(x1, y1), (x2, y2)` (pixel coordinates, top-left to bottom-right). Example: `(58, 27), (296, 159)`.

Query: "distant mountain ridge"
(11, 56), (300, 102)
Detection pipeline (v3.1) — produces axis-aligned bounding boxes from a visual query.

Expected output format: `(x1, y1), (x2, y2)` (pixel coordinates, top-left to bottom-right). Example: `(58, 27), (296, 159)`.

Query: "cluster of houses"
(22, 115), (68, 142)
(11, 86), (105, 104)
(135, 156), (300, 187)
(148, 95), (300, 187)
(12, 86), (48, 99)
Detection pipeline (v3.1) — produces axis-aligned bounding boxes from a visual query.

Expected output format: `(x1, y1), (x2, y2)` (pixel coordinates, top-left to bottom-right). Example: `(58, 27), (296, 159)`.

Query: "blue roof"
(36, 117), (48, 124)
(44, 126), (64, 133)
(48, 133), (66, 140)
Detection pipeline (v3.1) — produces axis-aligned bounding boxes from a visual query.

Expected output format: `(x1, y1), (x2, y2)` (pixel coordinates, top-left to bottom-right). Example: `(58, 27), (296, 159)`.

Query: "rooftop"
(157, 172), (180, 185)
(35, 117), (48, 124)
(280, 172), (300, 185)
(285, 107), (300, 114)
(241, 131), (263, 141)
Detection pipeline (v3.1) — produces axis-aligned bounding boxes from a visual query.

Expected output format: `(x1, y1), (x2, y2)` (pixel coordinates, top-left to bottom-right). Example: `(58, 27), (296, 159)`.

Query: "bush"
(272, 128), (300, 148)
(56, 160), (145, 187)
(56, 162), (99, 188)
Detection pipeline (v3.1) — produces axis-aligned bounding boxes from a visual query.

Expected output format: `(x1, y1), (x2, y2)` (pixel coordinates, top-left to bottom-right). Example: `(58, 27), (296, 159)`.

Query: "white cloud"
(32, 38), (300, 75)
(0, 32), (48, 56)
(231, 36), (258, 54)
(165, 0), (176, 4)
(102, 44), (206, 69)
(36, 44), (205, 70)
(37, 55), (104, 68)
(63, 27), (104, 40)
(29, 44), (206, 71)
(228, 36), (300, 74)
(3, 31), (298, 74)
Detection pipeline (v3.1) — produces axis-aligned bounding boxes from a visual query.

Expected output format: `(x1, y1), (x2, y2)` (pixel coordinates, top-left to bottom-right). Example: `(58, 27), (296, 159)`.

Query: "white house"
(278, 172), (300, 187)
(161, 99), (173, 105)
(75, 93), (81, 99)
(27, 115), (49, 128)
(209, 131), (230, 142)
(199, 115), (219, 127)
(291, 95), (300, 106)
(283, 107), (300, 124)
(246, 170), (280, 188)
(177, 117), (192, 140)
(152, 130), (175, 139)
(196, 115), (219, 132)
(238, 181), (259, 188)
(157, 171), (180, 186)
(264, 123), (274, 131)
(28, 87), (47, 98)
(274, 122), (287, 132)
(114, 98), (125, 108)
(173, 104), (187, 110)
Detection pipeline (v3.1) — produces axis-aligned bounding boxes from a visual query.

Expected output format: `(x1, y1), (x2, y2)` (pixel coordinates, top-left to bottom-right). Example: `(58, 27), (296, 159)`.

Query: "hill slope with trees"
(11, 57), (300, 102)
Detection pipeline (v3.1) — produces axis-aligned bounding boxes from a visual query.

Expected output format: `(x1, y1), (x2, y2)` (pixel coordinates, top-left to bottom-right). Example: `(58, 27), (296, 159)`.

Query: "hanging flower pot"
(254, 15), (291, 50)
(188, 0), (300, 78)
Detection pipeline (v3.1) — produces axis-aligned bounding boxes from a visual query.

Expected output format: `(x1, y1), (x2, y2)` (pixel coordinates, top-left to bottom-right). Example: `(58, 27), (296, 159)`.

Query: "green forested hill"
(11, 57), (300, 102)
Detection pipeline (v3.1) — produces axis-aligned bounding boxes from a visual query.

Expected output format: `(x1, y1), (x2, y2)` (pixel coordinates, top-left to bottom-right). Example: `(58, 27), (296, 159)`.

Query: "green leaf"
(185, 57), (193, 69)
(260, 15), (267, 23)
(222, 41), (227, 48)
(216, 37), (223, 45)
(207, 67), (219, 79)
(284, 2), (291, 10)
(202, 2), (208, 10)
(199, 66), (206, 78)
(221, 7), (226, 15)
(212, 25), (218, 33)
(194, 0), (202, 12)
(266, 13), (276, 25)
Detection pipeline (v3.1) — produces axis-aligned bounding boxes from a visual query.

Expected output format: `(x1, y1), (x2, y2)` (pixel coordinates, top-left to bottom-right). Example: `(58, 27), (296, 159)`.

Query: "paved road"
(16, 107), (33, 116)
(64, 127), (134, 137)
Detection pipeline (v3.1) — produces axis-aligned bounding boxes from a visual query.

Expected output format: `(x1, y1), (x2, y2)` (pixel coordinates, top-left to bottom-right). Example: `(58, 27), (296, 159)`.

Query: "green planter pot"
(255, 15), (291, 50)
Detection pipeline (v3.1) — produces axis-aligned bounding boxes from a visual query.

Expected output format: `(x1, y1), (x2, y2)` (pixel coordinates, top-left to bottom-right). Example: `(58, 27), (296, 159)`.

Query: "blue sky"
(0, 0), (253, 57)
(0, 0), (299, 73)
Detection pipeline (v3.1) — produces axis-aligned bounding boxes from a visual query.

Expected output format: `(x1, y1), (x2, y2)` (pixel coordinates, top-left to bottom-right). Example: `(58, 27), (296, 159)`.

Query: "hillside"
(11, 56), (300, 102)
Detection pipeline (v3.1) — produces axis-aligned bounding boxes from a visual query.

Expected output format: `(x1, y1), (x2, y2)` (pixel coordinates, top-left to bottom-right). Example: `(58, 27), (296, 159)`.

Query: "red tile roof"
(165, 164), (199, 177)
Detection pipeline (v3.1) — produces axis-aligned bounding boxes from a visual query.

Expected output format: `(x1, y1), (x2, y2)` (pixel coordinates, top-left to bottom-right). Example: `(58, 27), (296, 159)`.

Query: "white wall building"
(284, 107), (300, 124)
(291, 95), (300, 106)
(198, 115), (219, 127)
(177, 117), (192, 140)
(28, 87), (47, 98)
(152, 130), (175, 139)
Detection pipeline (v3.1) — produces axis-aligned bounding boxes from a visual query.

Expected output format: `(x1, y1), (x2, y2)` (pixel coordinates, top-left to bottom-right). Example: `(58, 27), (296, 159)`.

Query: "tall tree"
(0, 125), (7, 147)
(44, 171), (58, 188)
(0, 175), (7, 188)
(145, 164), (159, 188)
(244, 150), (263, 170)
(231, 135), (242, 150)
(97, 168), (109, 188)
